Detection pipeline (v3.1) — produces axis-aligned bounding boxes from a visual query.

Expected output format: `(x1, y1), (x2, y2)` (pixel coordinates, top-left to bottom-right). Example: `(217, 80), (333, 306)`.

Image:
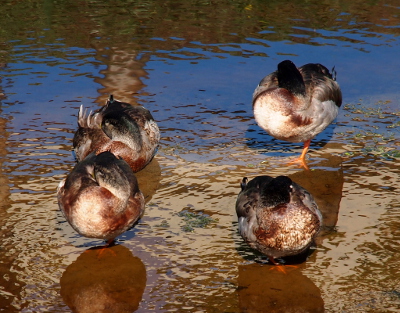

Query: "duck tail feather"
(77, 105), (88, 127)
(331, 66), (337, 81)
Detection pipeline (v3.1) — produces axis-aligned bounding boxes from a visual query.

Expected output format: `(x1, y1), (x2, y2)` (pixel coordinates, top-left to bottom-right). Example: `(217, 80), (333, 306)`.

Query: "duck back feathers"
(236, 175), (322, 260)
(73, 95), (160, 172)
(252, 60), (342, 144)
(299, 63), (342, 107)
(276, 60), (306, 96)
(57, 151), (145, 241)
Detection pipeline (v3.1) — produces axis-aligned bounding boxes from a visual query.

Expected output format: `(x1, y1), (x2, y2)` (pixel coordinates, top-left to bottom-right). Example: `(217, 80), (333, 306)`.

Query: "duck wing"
(236, 186), (261, 219)
(289, 181), (323, 224)
(236, 176), (274, 218)
(252, 72), (279, 101)
(299, 63), (342, 107)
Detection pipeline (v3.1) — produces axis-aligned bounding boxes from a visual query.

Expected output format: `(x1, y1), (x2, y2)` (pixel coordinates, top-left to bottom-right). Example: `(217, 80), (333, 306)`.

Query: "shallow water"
(0, 0), (399, 312)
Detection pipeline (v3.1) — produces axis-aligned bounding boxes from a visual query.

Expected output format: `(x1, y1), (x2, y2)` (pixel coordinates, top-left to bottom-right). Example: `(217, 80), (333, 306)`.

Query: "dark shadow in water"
(244, 121), (338, 158)
(288, 155), (344, 233)
(135, 157), (162, 204)
(60, 245), (146, 313)
(237, 263), (324, 313)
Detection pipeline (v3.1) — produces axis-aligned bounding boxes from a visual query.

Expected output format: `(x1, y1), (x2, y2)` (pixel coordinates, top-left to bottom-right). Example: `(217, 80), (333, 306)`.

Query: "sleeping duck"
(73, 95), (160, 172)
(235, 175), (322, 265)
(57, 151), (145, 244)
(252, 60), (342, 168)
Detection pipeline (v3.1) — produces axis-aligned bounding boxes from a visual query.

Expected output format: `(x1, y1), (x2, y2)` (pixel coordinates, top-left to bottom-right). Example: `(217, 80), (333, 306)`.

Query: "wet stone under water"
(0, 1), (399, 312)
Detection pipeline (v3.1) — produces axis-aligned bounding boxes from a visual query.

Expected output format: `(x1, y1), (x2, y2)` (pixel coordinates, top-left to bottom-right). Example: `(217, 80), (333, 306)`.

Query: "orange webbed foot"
(95, 239), (117, 258)
(268, 257), (299, 274)
(287, 156), (309, 170)
(287, 139), (311, 170)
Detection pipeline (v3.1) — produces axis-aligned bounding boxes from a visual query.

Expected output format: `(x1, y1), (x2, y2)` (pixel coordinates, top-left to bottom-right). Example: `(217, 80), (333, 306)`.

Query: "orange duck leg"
(288, 139), (311, 170)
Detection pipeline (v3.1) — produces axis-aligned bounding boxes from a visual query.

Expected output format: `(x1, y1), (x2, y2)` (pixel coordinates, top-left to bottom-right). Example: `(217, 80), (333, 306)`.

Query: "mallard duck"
(57, 151), (145, 244)
(73, 95), (160, 172)
(235, 175), (322, 265)
(252, 60), (342, 167)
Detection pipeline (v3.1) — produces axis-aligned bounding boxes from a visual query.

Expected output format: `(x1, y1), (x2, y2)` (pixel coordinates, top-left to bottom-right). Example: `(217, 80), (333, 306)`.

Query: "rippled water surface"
(0, 1), (399, 312)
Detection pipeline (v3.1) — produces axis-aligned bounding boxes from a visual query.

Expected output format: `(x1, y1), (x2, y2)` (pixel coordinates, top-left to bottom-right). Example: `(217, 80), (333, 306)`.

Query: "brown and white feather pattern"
(252, 60), (342, 143)
(236, 175), (322, 261)
(57, 151), (145, 241)
(73, 95), (160, 172)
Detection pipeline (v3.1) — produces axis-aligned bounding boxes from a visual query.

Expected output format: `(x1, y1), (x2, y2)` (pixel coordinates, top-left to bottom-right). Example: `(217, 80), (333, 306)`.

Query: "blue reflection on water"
(0, 25), (399, 166)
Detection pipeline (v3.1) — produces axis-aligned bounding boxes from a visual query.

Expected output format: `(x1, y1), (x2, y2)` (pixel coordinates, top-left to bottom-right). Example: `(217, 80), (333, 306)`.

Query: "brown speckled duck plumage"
(235, 175), (322, 264)
(57, 151), (145, 242)
(73, 95), (160, 173)
(253, 60), (342, 165)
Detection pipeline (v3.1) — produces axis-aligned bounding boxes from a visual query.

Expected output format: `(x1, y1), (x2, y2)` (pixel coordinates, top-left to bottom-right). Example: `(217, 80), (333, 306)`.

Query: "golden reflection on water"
(60, 245), (146, 313)
(289, 154), (344, 230)
(238, 263), (324, 313)
(0, 110), (20, 311)
(2, 131), (399, 311)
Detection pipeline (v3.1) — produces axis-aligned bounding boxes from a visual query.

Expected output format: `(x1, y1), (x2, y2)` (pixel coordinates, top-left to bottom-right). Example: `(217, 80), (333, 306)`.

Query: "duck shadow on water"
(117, 157), (162, 243)
(134, 157), (162, 204)
(60, 244), (146, 313)
(237, 262), (324, 313)
(288, 156), (344, 238)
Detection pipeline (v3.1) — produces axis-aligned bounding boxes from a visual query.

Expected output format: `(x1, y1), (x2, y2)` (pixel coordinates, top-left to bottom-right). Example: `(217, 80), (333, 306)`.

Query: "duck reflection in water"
(73, 94), (160, 173)
(57, 151), (145, 246)
(60, 245), (146, 313)
(252, 60), (342, 169)
(235, 175), (322, 266)
(289, 155), (344, 236)
(237, 263), (324, 312)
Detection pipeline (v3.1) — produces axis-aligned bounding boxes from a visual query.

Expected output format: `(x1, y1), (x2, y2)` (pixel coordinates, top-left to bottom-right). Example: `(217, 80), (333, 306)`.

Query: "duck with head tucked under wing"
(252, 60), (342, 168)
(57, 151), (145, 245)
(235, 175), (322, 265)
(73, 95), (160, 173)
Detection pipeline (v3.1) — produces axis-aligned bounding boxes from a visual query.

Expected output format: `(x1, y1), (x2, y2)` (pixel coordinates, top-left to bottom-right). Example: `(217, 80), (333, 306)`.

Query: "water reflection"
(93, 47), (150, 104)
(0, 89), (23, 311)
(135, 158), (162, 204)
(60, 245), (146, 313)
(237, 263), (324, 313)
(289, 155), (344, 231)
